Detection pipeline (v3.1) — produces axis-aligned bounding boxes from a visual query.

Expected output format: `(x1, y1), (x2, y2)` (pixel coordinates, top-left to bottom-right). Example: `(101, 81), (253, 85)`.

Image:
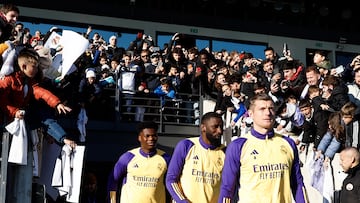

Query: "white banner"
(60, 30), (89, 78)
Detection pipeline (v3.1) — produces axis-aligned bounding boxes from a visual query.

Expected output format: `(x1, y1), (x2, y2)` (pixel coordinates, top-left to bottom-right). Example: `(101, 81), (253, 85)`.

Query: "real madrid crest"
(346, 183), (354, 191)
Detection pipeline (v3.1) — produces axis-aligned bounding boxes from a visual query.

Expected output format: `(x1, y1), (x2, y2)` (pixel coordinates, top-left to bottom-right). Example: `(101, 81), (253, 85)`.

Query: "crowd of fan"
(4, 4), (360, 202)
(3, 5), (360, 154)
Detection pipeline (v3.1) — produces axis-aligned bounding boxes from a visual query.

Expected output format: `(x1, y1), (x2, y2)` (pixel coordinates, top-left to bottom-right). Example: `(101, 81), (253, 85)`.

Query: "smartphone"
(152, 46), (160, 52)
(283, 43), (289, 56)
(335, 65), (344, 74)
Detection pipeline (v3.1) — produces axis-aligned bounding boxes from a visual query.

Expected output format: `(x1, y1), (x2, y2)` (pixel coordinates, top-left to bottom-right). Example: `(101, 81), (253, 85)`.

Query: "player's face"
(249, 100), (275, 131)
(202, 117), (223, 147)
(138, 128), (158, 153)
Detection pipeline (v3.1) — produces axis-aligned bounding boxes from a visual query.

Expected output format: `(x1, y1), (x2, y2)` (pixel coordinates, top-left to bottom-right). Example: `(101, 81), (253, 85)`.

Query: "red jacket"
(0, 71), (61, 124)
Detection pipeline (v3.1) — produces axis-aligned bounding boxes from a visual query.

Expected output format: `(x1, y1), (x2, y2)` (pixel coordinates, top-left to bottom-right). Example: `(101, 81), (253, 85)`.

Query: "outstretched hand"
(56, 103), (72, 114)
(64, 138), (77, 149)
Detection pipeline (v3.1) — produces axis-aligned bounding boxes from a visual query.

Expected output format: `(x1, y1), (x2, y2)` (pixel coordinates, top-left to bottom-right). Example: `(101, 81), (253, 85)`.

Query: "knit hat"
(109, 35), (117, 43)
(86, 70), (96, 78)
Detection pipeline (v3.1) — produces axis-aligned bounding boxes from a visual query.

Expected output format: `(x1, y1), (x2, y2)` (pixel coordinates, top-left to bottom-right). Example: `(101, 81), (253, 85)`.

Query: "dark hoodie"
(326, 82), (349, 111)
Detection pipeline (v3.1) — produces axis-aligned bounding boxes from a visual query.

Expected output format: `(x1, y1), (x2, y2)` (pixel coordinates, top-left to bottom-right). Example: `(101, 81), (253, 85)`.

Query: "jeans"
(42, 118), (67, 143)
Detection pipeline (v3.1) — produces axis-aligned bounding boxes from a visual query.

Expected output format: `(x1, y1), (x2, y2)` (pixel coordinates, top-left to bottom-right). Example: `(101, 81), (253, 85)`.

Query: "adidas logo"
(250, 149), (259, 156)
(133, 164), (139, 168)
(193, 155), (199, 160)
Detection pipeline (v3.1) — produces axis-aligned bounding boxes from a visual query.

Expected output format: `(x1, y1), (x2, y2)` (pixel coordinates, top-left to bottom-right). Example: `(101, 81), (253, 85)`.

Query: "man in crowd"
(339, 147), (360, 203)
(0, 3), (19, 43)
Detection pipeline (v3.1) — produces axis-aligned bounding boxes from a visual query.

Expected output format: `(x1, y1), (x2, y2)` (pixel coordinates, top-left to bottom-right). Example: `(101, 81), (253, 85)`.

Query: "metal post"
(6, 132), (33, 203)
(0, 132), (10, 203)
(114, 71), (121, 123)
(159, 97), (163, 133)
(10, 147), (33, 203)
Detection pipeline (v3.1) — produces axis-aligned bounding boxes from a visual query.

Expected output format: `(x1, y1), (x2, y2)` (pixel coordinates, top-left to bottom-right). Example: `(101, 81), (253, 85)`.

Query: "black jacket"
(326, 83), (349, 112)
(311, 96), (331, 148)
(301, 117), (316, 144)
(0, 15), (13, 43)
(340, 164), (360, 203)
(345, 119), (360, 150)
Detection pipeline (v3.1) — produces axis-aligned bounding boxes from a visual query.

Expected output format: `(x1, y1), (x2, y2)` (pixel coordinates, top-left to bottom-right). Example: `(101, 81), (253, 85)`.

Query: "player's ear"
(200, 123), (206, 132)
(248, 109), (253, 118)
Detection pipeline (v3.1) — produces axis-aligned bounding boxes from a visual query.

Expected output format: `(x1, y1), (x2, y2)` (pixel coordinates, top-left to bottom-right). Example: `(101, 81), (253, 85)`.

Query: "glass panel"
(196, 39), (209, 50)
(157, 35), (172, 49)
(335, 51), (358, 67)
(213, 40), (266, 59)
(20, 21), (137, 49)
(157, 33), (266, 59)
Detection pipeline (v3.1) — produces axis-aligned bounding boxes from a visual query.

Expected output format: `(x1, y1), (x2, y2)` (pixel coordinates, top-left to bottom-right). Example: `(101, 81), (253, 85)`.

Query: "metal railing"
(115, 92), (201, 132)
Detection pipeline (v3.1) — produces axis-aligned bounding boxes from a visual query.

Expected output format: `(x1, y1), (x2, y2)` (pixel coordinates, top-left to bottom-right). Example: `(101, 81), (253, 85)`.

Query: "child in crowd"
(78, 69), (103, 119)
(308, 85), (331, 149)
(341, 101), (360, 150)
(154, 77), (177, 121)
(99, 65), (115, 88)
(275, 95), (304, 136)
(0, 47), (76, 147)
(230, 91), (247, 127)
(154, 77), (176, 107)
(311, 111), (345, 198)
(316, 111), (346, 165)
(298, 99), (316, 152)
(320, 75), (349, 112)
(215, 83), (235, 115)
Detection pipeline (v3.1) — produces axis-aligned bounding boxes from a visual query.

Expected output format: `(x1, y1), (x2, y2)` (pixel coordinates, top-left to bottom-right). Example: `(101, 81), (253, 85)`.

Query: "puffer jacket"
(0, 71), (61, 124)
